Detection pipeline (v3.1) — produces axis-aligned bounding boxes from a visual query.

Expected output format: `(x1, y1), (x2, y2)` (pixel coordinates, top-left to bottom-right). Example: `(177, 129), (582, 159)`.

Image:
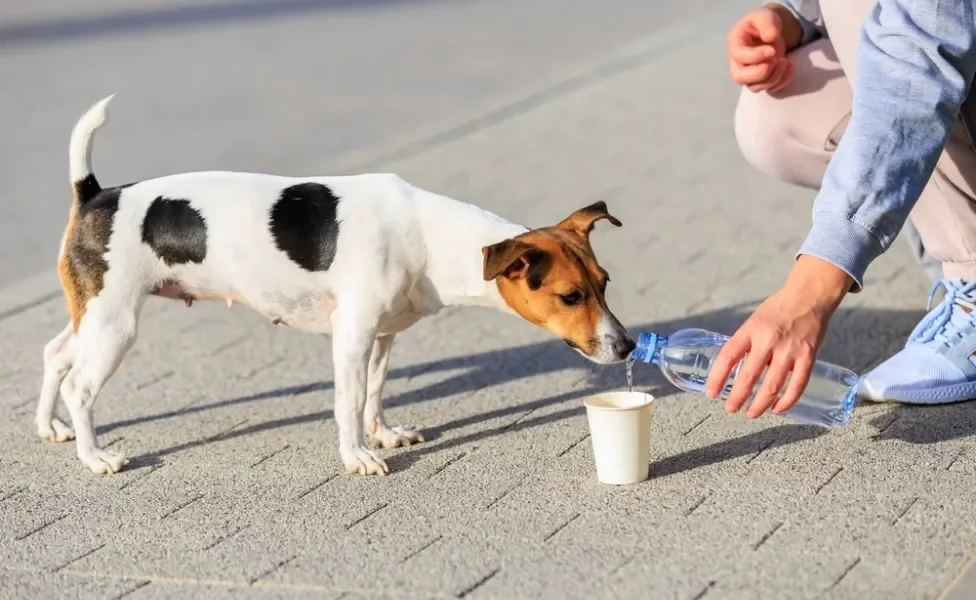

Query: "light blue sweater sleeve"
(794, 0), (976, 291)
(769, 0), (825, 46)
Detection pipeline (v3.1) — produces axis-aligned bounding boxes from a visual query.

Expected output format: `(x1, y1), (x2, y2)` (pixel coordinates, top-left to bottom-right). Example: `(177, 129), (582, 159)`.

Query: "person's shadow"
(106, 300), (975, 475)
(771, 40), (845, 98)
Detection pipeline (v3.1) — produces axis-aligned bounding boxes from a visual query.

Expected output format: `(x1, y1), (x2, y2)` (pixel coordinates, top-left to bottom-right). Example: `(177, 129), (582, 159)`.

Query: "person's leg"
(734, 38), (851, 191)
(734, 24), (943, 285)
(816, 0), (976, 403)
(901, 218), (944, 285)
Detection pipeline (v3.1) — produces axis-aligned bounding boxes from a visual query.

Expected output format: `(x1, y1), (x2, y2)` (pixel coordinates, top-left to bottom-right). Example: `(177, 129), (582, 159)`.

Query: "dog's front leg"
(331, 313), (388, 476)
(365, 334), (425, 448)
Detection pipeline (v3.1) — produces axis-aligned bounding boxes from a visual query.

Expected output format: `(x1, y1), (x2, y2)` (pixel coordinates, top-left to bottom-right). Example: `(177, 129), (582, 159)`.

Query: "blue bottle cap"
(632, 332), (658, 363)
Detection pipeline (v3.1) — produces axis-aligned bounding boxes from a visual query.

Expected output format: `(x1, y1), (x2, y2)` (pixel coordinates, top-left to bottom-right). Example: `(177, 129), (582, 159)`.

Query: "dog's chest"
(375, 281), (444, 335)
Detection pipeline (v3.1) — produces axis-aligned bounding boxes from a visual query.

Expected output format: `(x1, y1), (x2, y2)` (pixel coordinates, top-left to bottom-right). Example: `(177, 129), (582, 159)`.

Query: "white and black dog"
(37, 96), (635, 476)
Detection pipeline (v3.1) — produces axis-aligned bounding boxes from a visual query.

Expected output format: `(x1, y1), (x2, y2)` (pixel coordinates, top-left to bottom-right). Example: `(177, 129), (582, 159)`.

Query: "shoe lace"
(915, 278), (976, 347)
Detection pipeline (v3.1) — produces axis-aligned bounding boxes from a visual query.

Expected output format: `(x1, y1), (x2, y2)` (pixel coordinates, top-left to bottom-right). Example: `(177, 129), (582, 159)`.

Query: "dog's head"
(482, 201), (635, 364)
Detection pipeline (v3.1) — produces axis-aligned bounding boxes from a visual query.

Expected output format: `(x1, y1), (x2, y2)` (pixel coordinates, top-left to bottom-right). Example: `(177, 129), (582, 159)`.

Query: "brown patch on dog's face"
(482, 201), (635, 364)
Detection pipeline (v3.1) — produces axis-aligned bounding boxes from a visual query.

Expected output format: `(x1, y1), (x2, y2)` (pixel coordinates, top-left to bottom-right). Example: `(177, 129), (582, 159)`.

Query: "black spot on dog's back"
(270, 183), (340, 272)
(142, 197), (208, 266)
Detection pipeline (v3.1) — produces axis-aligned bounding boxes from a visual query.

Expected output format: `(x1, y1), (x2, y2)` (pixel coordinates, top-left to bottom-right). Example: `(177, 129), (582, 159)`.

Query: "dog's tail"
(69, 94), (114, 207)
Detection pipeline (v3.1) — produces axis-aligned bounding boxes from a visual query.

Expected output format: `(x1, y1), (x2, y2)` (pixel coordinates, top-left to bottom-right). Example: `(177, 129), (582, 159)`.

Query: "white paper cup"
(584, 391), (654, 485)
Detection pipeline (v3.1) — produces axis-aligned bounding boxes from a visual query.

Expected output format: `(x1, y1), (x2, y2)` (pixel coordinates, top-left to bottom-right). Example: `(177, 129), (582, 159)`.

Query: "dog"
(35, 95), (636, 476)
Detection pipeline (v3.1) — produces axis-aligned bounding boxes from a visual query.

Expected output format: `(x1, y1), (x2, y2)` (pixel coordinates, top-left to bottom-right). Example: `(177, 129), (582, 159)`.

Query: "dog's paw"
(341, 445), (389, 476)
(79, 449), (129, 474)
(37, 418), (75, 443)
(372, 425), (425, 449)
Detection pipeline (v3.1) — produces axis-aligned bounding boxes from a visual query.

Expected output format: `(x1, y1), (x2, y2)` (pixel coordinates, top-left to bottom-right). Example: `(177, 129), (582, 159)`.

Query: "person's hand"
(727, 5), (802, 93)
(704, 256), (852, 418)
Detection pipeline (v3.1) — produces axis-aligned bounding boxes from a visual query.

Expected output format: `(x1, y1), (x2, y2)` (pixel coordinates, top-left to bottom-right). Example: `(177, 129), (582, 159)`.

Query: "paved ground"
(2, 1), (976, 599)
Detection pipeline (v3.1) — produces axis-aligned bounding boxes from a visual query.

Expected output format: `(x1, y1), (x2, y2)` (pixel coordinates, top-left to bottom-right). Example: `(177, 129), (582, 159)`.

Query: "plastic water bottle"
(630, 328), (857, 429)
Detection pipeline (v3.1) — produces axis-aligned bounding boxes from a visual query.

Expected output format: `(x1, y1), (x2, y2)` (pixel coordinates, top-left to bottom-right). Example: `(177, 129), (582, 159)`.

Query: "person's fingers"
(731, 61), (775, 86)
(750, 10), (783, 45)
(747, 58), (788, 92)
(726, 18), (757, 50)
(746, 352), (792, 419)
(768, 59), (796, 93)
(729, 41), (777, 66)
(772, 346), (815, 413)
(724, 347), (771, 414)
(705, 332), (750, 399)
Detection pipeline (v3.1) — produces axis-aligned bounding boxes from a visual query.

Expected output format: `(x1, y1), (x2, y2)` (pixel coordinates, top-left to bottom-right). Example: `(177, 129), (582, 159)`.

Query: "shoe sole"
(859, 378), (976, 405)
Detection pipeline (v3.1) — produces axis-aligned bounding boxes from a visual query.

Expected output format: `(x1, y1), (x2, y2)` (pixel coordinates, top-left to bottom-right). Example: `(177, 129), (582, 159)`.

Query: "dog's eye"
(558, 291), (584, 306)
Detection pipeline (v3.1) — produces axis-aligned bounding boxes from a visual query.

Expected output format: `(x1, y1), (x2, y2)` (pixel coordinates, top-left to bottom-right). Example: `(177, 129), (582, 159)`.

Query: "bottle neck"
(633, 332), (667, 364)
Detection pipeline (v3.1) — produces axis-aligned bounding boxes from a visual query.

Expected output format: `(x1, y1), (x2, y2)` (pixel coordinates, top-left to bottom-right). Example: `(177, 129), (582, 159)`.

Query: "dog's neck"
(415, 189), (528, 312)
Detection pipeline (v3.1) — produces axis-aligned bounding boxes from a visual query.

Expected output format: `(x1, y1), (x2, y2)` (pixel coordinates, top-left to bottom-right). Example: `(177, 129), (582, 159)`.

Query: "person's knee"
(735, 89), (787, 176)
(734, 89), (812, 186)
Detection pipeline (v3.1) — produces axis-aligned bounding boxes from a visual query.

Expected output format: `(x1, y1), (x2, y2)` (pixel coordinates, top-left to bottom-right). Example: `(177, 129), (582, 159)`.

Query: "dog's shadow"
(100, 301), (758, 441)
(103, 299), (976, 477)
(122, 454), (165, 472)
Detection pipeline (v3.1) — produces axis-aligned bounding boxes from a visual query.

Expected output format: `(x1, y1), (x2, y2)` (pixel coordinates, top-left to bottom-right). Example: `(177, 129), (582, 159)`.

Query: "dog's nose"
(614, 337), (637, 359)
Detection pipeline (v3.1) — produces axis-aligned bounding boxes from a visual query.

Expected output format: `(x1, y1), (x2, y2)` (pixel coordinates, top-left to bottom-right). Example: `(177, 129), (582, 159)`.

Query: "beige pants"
(734, 0), (976, 280)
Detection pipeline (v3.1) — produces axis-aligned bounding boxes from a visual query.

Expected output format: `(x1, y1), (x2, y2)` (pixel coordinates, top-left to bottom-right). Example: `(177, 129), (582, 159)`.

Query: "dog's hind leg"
(36, 323), (77, 443)
(61, 300), (139, 474)
(364, 334), (425, 449)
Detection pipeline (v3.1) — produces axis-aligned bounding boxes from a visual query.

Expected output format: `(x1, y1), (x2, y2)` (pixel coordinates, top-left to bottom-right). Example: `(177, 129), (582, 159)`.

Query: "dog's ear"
(482, 239), (543, 281)
(556, 201), (622, 237)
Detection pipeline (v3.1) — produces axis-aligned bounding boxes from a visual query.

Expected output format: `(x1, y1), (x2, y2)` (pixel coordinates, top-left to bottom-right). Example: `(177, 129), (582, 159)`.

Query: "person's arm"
(797, 0), (976, 291)
(765, 0), (824, 50)
(708, 0), (976, 418)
